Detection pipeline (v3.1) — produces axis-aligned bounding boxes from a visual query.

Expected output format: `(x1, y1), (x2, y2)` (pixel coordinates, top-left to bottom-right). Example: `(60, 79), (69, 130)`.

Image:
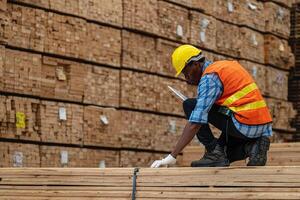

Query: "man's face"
(182, 61), (203, 85)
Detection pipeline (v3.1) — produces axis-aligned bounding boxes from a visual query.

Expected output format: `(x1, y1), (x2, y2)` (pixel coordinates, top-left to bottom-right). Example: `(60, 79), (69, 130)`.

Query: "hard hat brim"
(175, 69), (182, 77)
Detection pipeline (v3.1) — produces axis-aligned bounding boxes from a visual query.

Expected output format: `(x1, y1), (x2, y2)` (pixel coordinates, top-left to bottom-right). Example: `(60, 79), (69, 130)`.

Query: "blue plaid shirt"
(189, 60), (272, 138)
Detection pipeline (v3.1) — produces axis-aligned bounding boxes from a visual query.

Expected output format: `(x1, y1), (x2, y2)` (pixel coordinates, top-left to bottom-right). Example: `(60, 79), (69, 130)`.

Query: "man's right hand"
(150, 154), (176, 168)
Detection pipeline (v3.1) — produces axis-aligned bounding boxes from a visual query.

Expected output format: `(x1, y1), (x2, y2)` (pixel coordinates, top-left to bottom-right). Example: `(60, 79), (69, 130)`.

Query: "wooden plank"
(0, 167), (299, 199)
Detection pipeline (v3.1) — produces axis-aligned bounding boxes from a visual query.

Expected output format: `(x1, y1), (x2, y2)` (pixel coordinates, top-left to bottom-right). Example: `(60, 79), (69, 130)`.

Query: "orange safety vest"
(202, 60), (272, 125)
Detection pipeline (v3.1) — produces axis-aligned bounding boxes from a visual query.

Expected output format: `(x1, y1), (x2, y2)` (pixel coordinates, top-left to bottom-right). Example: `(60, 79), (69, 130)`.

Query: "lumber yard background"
(0, 0), (300, 168)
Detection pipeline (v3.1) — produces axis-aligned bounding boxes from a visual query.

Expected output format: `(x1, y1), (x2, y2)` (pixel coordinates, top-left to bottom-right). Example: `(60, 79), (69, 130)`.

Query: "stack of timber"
(0, 167), (300, 199)
(0, 0), (299, 167)
(179, 142), (300, 167)
(289, 3), (300, 140)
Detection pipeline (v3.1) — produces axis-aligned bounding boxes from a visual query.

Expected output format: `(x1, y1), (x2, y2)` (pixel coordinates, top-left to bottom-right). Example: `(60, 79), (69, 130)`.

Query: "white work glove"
(150, 154), (176, 168)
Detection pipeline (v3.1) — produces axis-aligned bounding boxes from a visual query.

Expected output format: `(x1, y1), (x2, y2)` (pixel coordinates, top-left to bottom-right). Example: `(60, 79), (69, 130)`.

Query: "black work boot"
(191, 144), (230, 167)
(245, 136), (270, 166)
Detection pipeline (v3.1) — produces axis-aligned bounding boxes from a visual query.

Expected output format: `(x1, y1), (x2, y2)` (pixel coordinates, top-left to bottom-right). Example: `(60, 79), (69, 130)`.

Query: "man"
(151, 44), (272, 168)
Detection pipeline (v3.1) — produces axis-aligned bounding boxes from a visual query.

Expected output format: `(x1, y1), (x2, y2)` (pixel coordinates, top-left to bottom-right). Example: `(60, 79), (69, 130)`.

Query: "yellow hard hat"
(171, 44), (202, 77)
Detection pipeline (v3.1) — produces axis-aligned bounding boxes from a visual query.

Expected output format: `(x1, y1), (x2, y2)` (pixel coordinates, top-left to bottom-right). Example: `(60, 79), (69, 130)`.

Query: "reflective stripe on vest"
(222, 82), (267, 112)
(229, 100), (267, 112)
(222, 83), (258, 106)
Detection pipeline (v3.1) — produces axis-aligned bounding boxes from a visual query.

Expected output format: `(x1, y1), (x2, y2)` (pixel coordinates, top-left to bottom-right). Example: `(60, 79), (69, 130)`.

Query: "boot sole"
(191, 160), (230, 167)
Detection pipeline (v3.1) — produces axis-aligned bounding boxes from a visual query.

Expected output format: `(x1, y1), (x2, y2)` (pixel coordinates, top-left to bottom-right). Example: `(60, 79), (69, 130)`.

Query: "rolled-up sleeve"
(189, 74), (223, 124)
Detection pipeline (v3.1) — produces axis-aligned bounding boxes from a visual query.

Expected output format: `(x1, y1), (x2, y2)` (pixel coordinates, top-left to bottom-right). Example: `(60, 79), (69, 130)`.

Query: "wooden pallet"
(0, 167), (300, 199)
(179, 142), (300, 167)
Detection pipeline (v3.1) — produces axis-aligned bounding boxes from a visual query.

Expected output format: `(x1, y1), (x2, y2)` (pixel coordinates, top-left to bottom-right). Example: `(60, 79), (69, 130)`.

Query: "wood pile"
(190, 11), (217, 51)
(122, 30), (157, 73)
(264, 34), (294, 69)
(179, 142), (300, 167)
(0, 167), (300, 199)
(1, 48), (120, 106)
(156, 39), (182, 76)
(265, 1), (291, 38)
(215, 0), (265, 32)
(216, 21), (241, 57)
(266, 98), (297, 131)
(289, 4), (300, 139)
(0, 142), (40, 167)
(83, 106), (121, 148)
(239, 27), (265, 63)
(0, 0), (299, 167)
(41, 56), (86, 102)
(119, 150), (165, 167)
(40, 145), (120, 167)
(0, 96), (40, 141)
(123, 0), (159, 35)
(39, 100), (84, 145)
(157, 1), (190, 42)
(83, 65), (120, 107)
(120, 70), (196, 115)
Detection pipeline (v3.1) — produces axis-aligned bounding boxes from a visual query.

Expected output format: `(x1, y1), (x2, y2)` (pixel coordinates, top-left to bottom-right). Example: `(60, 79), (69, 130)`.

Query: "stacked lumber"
(122, 31), (157, 73)
(45, 11), (86, 58)
(261, 0), (294, 8)
(1, 47), (120, 107)
(215, 0), (265, 32)
(40, 145), (120, 167)
(264, 34), (294, 69)
(41, 56), (86, 102)
(123, 0), (159, 35)
(119, 150), (166, 167)
(265, 1), (291, 38)
(2, 49), (41, 96)
(289, 78), (300, 137)
(0, 0), (7, 45)
(238, 0), (265, 31)
(0, 167), (300, 199)
(266, 98), (297, 131)
(120, 70), (196, 115)
(119, 110), (156, 150)
(136, 167), (300, 199)
(0, 142), (40, 167)
(156, 39), (182, 76)
(83, 106), (121, 147)
(82, 0), (123, 26)
(289, 4), (300, 140)
(190, 0), (217, 15)
(189, 11), (217, 50)
(83, 65), (120, 107)
(158, 1), (190, 42)
(179, 142), (300, 167)
(13, 0), (123, 26)
(239, 27), (265, 63)
(39, 100), (84, 145)
(0, 0), (298, 166)
(267, 142), (300, 165)
(216, 21), (241, 57)
(119, 110), (192, 151)
(3, 4), (121, 66)
(0, 96), (40, 141)
(86, 23), (121, 66)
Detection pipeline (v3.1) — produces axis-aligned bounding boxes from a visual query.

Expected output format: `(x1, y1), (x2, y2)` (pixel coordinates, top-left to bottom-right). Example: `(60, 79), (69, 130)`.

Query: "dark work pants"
(183, 98), (257, 163)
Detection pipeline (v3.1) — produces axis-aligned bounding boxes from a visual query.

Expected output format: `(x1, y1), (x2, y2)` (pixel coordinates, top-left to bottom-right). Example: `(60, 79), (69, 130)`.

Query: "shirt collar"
(201, 59), (212, 73)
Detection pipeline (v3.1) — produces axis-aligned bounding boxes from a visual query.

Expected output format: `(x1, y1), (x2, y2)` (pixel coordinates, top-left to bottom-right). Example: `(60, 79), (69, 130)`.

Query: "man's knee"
(183, 98), (197, 119)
